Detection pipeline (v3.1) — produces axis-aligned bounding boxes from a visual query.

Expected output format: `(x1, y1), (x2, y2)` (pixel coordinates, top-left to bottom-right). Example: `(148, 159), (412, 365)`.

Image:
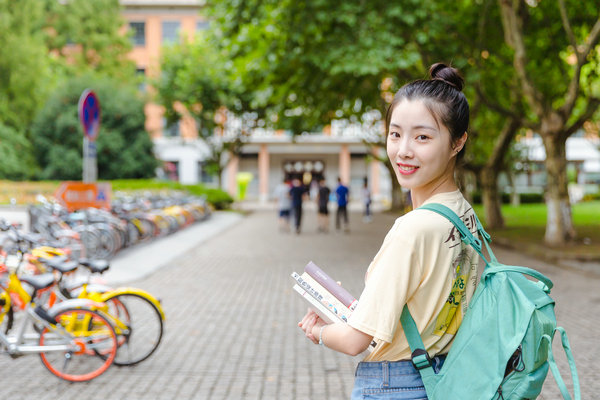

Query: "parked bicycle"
(0, 225), (117, 382)
(5, 225), (165, 367)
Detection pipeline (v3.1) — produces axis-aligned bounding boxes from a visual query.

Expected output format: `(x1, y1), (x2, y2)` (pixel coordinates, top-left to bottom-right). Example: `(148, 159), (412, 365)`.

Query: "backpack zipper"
(496, 345), (525, 399)
(503, 345), (524, 377)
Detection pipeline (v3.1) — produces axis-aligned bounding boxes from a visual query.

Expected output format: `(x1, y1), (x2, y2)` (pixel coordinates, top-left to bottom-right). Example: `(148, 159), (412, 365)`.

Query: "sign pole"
(82, 137), (97, 183)
(83, 136), (90, 182)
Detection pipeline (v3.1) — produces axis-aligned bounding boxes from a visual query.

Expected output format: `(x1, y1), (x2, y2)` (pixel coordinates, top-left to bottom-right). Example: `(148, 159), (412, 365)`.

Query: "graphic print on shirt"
(443, 209), (478, 249)
(433, 249), (473, 336)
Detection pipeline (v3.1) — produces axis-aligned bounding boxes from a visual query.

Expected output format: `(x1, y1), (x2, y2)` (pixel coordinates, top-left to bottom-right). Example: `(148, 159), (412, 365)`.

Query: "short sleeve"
(348, 225), (423, 343)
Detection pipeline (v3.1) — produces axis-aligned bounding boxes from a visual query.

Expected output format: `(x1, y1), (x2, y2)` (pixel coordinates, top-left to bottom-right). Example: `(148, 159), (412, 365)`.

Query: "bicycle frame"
(0, 299), (79, 357)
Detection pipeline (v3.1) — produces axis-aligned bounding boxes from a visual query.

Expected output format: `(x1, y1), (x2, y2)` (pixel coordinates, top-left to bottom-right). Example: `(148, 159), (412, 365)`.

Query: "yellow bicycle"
(0, 254), (117, 382)
(5, 223), (165, 367)
(35, 251), (165, 366)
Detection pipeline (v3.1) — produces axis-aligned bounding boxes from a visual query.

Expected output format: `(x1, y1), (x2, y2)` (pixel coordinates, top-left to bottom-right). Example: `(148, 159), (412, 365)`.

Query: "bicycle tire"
(39, 308), (117, 382)
(101, 293), (164, 366)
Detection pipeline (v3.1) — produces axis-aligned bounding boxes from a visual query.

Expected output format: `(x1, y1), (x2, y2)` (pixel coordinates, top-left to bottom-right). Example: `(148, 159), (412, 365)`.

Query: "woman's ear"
(453, 132), (468, 154)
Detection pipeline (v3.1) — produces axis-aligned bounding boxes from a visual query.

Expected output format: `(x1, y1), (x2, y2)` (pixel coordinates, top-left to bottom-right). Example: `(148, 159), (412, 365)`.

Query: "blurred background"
(0, 0), (598, 258)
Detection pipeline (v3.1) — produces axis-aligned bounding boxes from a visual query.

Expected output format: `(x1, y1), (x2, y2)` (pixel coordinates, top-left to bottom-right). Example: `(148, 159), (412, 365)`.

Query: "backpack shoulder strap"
(542, 327), (581, 400)
(400, 305), (438, 388)
(419, 203), (497, 264)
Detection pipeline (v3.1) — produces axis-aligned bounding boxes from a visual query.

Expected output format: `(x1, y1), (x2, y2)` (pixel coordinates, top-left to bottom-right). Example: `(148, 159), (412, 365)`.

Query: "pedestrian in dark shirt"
(317, 178), (331, 233)
(335, 177), (350, 233)
(289, 178), (306, 234)
(362, 177), (372, 223)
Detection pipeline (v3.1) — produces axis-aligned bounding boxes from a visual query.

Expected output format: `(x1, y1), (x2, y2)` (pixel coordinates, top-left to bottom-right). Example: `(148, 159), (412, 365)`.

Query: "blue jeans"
(351, 356), (445, 400)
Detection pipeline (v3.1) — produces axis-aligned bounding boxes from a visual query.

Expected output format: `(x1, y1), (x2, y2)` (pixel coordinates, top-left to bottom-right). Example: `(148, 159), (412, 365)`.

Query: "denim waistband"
(355, 355), (446, 378)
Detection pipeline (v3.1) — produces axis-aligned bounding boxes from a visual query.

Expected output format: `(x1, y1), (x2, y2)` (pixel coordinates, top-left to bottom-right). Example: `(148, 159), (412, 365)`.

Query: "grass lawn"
(473, 201), (600, 261)
(0, 179), (233, 209)
(0, 180), (60, 204)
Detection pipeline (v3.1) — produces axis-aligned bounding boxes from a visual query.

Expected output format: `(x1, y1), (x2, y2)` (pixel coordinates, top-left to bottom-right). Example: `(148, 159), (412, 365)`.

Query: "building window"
(162, 118), (181, 137)
(196, 20), (210, 31)
(136, 68), (146, 92)
(162, 21), (181, 44)
(129, 22), (145, 46)
(283, 160), (325, 184)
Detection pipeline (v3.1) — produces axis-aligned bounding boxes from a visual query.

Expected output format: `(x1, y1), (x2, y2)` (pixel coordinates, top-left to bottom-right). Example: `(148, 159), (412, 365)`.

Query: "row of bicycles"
(0, 219), (166, 381)
(28, 193), (212, 260)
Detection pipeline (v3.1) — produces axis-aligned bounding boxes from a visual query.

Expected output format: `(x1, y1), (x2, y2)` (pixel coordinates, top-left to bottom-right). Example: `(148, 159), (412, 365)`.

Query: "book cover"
(292, 284), (338, 324)
(304, 261), (358, 310)
(292, 265), (377, 352)
(292, 272), (352, 323)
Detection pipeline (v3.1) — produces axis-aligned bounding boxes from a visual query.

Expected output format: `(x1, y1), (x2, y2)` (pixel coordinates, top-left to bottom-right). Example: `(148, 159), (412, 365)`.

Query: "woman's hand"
(298, 308), (326, 344)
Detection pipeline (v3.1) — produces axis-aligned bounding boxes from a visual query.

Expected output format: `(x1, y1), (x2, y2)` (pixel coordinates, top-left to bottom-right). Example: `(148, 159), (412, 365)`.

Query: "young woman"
(299, 63), (480, 399)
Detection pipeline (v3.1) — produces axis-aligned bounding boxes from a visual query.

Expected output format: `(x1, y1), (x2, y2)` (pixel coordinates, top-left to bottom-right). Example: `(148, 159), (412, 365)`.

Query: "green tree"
(42, 0), (135, 81)
(498, 0), (600, 245)
(0, 0), (52, 132)
(207, 0), (428, 132)
(206, 0), (437, 208)
(156, 36), (250, 188)
(30, 75), (159, 180)
(0, 124), (38, 180)
(207, 0), (600, 242)
(439, 0), (527, 229)
(206, 0), (528, 215)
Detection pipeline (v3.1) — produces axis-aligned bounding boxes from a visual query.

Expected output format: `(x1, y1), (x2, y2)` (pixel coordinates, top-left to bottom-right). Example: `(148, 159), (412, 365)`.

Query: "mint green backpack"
(400, 203), (580, 399)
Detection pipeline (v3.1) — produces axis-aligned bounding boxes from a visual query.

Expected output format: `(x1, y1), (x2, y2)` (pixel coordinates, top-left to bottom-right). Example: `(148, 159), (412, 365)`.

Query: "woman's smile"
(396, 163), (419, 175)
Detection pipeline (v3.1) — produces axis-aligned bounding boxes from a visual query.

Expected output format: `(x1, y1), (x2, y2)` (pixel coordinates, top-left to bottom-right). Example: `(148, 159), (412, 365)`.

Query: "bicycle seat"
(78, 259), (110, 274)
(37, 255), (68, 265)
(45, 259), (78, 274)
(20, 273), (55, 291)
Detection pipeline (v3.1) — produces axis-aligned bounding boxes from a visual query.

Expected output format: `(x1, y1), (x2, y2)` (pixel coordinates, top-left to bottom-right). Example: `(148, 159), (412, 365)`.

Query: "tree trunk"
(217, 166), (223, 189)
(480, 167), (504, 229)
(477, 117), (521, 229)
(542, 133), (576, 245)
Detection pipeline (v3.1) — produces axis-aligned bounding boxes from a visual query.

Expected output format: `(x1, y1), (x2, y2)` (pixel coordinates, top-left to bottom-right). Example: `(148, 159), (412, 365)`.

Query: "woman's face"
(387, 99), (464, 198)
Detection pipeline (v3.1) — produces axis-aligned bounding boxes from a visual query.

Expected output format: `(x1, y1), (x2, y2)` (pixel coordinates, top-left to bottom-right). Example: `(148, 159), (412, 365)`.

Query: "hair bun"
(429, 63), (464, 91)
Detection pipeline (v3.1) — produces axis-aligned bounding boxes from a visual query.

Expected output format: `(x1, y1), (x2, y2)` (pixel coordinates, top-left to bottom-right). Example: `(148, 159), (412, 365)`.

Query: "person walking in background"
(362, 177), (372, 223)
(316, 178), (331, 233)
(335, 177), (350, 233)
(274, 177), (292, 232)
(289, 178), (306, 234)
(299, 63), (477, 399)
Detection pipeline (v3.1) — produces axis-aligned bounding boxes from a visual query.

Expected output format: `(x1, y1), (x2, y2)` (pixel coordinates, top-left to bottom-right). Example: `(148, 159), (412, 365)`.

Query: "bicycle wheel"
(39, 308), (117, 382)
(102, 293), (163, 366)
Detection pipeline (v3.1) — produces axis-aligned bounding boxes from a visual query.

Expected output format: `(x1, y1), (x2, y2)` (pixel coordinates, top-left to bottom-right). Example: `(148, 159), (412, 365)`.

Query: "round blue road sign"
(78, 89), (101, 141)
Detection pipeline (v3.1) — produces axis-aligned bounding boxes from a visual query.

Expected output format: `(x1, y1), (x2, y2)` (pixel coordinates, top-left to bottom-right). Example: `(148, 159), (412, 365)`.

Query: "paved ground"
(0, 208), (597, 399)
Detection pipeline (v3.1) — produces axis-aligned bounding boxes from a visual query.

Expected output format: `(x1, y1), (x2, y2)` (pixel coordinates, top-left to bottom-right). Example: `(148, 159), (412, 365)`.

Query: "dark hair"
(385, 63), (470, 163)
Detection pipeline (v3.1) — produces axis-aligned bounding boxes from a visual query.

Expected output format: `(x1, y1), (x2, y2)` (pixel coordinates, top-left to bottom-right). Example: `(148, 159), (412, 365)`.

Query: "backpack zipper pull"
(497, 386), (505, 400)
(511, 344), (525, 373)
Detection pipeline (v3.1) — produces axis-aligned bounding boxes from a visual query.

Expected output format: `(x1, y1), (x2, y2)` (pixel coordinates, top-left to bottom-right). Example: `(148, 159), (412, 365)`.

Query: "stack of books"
(291, 261), (358, 324)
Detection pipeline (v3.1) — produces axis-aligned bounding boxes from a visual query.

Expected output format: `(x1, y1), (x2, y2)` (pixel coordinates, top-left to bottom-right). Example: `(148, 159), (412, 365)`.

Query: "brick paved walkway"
(1, 210), (597, 399)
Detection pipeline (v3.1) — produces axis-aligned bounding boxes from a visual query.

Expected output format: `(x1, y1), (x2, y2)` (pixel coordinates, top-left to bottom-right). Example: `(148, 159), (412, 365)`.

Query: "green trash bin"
(236, 172), (253, 200)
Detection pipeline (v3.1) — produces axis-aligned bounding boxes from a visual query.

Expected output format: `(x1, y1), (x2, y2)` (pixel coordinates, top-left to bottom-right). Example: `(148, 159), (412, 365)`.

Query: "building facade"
(508, 132), (600, 203)
(119, 0), (391, 204)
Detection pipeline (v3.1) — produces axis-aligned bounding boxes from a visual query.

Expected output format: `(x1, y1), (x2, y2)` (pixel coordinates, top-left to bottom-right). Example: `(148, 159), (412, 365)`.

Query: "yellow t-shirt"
(348, 190), (480, 361)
